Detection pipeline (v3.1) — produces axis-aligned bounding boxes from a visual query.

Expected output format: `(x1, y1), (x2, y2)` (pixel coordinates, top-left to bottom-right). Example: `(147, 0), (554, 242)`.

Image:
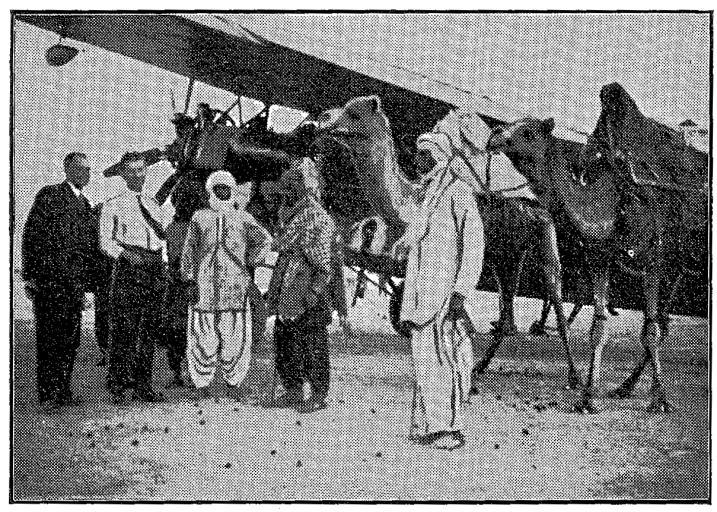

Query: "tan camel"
(316, 95), (580, 389)
(486, 84), (707, 412)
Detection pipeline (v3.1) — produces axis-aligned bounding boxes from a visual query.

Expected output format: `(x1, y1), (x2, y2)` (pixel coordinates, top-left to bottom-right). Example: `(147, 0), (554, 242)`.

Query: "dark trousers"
(31, 289), (82, 403)
(94, 281), (111, 355)
(274, 307), (330, 398)
(162, 277), (188, 378)
(107, 256), (166, 394)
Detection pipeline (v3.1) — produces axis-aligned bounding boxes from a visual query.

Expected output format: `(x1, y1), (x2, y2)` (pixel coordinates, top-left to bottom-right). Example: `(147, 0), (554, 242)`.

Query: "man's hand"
(24, 279), (37, 298)
(121, 250), (143, 266)
(186, 281), (199, 305)
(445, 292), (467, 321)
(445, 293), (478, 340)
(391, 236), (410, 261)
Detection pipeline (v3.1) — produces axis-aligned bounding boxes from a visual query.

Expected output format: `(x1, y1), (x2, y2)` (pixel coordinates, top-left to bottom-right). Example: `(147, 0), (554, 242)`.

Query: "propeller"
(184, 77), (195, 115)
(217, 95), (241, 125)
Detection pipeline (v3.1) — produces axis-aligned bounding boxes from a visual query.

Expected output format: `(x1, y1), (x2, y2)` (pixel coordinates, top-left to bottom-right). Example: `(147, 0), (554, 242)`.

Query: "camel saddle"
(591, 83), (708, 231)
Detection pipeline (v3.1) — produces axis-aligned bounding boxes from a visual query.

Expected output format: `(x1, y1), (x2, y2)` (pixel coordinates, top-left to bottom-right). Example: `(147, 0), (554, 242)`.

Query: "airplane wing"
(15, 13), (585, 143)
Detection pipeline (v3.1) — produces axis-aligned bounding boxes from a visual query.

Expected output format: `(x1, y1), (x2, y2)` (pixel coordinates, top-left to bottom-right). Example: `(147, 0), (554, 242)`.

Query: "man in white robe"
(395, 132), (485, 450)
(181, 171), (271, 397)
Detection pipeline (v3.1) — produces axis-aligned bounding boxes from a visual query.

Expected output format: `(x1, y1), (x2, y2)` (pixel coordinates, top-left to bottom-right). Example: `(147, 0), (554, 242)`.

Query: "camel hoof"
(571, 401), (596, 414)
(566, 372), (582, 391)
(528, 321), (548, 337)
(491, 321), (518, 337)
(469, 368), (482, 395)
(571, 391), (596, 414)
(647, 399), (674, 414)
(606, 386), (633, 399)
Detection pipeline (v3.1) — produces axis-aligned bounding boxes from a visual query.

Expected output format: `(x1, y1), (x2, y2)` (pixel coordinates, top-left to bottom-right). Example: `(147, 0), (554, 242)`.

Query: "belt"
(119, 243), (164, 269)
(119, 243), (162, 256)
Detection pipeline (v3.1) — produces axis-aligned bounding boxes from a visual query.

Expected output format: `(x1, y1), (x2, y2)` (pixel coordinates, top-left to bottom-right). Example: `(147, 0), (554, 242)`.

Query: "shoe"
(296, 397), (328, 414)
(264, 389), (303, 409)
(132, 388), (164, 403)
(430, 431), (465, 451)
(191, 386), (212, 401)
(110, 389), (127, 405)
(226, 385), (245, 402)
(39, 399), (61, 414)
(59, 393), (84, 406)
(165, 376), (185, 389)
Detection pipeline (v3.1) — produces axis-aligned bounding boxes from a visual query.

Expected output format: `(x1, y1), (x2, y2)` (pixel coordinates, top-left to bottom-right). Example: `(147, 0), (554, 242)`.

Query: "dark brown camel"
(486, 83), (708, 412)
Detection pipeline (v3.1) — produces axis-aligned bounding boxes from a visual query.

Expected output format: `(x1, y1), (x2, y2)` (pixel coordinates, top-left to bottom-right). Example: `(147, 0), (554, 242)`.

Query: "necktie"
(79, 193), (91, 211)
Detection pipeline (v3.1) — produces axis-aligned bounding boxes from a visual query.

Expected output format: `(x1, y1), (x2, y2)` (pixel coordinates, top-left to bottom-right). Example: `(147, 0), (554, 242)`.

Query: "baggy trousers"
(187, 306), (253, 388)
(31, 288), (82, 402)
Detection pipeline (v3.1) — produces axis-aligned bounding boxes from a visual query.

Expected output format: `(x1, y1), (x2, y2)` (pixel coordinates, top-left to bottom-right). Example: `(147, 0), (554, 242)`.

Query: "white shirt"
(99, 191), (167, 260)
(65, 180), (90, 204)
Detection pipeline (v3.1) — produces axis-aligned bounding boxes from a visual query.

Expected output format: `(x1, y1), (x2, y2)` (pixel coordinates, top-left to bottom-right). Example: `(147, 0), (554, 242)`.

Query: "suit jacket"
(22, 181), (97, 296)
(400, 179), (484, 326)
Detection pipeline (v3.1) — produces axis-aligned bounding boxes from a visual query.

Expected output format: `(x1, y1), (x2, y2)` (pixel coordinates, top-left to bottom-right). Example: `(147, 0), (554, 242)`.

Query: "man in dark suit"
(22, 152), (95, 412)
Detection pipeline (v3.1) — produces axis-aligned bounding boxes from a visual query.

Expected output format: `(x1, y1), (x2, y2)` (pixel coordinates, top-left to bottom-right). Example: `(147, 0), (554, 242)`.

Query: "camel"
(486, 83), (708, 413)
(314, 95), (580, 389)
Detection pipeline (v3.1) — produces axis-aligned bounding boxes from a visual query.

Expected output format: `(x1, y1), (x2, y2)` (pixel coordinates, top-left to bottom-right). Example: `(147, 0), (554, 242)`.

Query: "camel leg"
(607, 261), (685, 401)
(489, 266), (504, 333)
(529, 299), (552, 336)
(472, 265), (515, 390)
(491, 254), (522, 336)
(606, 351), (650, 399)
(574, 265), (610, 413)
(536, 220), (580, 389)
(470, 329), (504, 394)
(567, 303), (583, 326)
(643, 268), (675, 413)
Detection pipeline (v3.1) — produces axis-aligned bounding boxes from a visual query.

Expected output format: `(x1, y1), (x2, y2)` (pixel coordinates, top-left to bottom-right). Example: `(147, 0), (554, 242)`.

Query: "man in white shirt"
(100, 152), (168, 404)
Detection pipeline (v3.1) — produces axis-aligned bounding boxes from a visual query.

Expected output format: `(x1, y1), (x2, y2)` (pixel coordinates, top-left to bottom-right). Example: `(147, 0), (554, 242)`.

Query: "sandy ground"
(11, 279), (709, 502)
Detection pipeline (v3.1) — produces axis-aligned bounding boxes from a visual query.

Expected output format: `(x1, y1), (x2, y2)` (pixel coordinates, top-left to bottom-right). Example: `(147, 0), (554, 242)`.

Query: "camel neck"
(352, 133), (418, 224)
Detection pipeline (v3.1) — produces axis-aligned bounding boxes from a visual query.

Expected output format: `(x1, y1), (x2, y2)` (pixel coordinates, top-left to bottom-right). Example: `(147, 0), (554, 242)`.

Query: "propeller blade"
(184, 78), (195, 115)
(219, 95), (242, 123)
(155, 172), (182, 206)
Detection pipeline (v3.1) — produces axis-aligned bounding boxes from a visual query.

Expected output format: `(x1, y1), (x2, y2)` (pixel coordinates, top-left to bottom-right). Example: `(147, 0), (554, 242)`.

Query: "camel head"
(315, 95), (391, 146)
(486, 117), (556, 193)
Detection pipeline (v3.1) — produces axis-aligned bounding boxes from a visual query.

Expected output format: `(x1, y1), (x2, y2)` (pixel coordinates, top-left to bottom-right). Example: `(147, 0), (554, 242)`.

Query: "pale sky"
(11, 13), (711, 263)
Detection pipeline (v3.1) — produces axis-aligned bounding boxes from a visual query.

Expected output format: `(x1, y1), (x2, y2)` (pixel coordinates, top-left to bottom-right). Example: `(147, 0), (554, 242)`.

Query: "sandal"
(431, 431), (465, 451)
(296, 397), (328, 414)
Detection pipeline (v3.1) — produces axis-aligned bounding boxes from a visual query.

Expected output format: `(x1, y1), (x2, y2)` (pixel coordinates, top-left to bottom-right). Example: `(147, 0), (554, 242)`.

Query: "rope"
(346, 265), (394, 297)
